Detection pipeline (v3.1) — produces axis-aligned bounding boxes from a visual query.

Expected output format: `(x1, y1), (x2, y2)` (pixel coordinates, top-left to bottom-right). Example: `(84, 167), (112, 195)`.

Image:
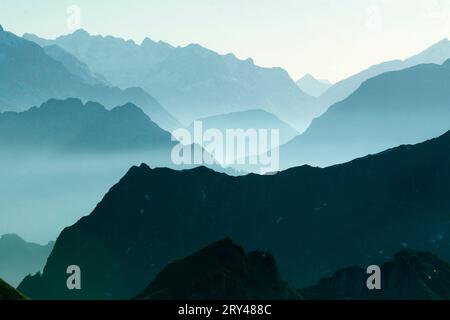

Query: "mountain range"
(24, 29), (317, 131)
(0, 26), (179, 131)
(315, 38), (450, 114)
(138, 240), (450, 300)
(281, 60), (450, 168)
(18, 128), (450, 299)
(0, 234), (54, 287)
(0, 98), (174, 153)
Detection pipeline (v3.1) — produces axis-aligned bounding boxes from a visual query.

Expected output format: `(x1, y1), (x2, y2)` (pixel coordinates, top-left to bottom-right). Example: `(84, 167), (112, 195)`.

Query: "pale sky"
(1, 0), (450, 82)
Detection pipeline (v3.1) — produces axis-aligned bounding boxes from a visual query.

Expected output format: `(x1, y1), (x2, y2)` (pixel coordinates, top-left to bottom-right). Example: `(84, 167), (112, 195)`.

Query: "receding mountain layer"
(0, 234), (54, 287)
(281, 60), (450, 169)
(18, 129), (450, 299)
(296, 74), (332, 98)
(0, 26), (179, 131)
(315, 38), (450, 114)
(188, 109), (298, 146)
(0, 98), (175, 153)
(24, 29), (316, 131)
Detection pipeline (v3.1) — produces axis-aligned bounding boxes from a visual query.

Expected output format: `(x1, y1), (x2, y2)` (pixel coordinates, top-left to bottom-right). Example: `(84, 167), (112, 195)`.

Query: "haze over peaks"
(0, 26), (179, 131)
(18, 129), (450, 299)
(296, 74), (332, 98)
(281, 60), (450, 169)
(23, 29), (317, 131)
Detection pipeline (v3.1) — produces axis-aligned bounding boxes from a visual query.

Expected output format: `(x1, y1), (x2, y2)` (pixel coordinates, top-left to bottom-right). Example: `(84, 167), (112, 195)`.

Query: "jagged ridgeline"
(304, 250), (450, 300)
(0, 26), (179, 132)
(136, 239), (450, 300)
(135, 238), (302, 300)
(19, 129), (450, 299)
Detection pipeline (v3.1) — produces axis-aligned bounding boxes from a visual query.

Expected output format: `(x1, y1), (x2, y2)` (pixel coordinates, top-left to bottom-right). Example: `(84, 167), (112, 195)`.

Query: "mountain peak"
(72, 28), (90, 37)
(296, 74), (332, 97)
(0, 25), (3, 32)
(141, 37), (156, 46)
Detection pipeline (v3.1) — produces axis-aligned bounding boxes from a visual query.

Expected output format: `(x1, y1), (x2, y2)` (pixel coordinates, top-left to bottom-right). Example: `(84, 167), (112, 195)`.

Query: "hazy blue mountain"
(280, 61), (450, 169)
(135, 238), (302, 300)
(188, 109), (298, 146)
(0, 26), (179, 131)
(316, 38), (450, 114)
(0, 234), (54, 287)
(0, 278), (26, 300)
(24, 30), (316, 131)
(18, 129), (450, 299)
(304, 250), (450, 300)
(296, 74), (332, 97)
(42, 45), (108, 86)
(0, 98), (234, 243)
(0, 98), (175, 152)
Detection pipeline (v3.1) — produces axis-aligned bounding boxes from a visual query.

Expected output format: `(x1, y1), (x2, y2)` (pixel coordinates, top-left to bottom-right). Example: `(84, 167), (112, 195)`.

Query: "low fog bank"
(0, 149), (200, 244)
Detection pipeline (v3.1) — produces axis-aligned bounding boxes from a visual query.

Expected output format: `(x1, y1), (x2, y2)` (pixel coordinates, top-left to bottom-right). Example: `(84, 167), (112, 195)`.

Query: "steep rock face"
(304, 251), (450, 300)
(136, 239), (302, 300)
(19, 130), (450, 299)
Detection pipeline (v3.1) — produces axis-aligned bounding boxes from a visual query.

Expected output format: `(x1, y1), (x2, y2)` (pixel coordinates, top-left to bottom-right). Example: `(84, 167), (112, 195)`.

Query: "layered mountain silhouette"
(0, 278), (26, 300)
(281, 60), (450, 169)
(316, 38), (450, 114)
(296, 74), (332, 98)
(135, 238), (302, 300)
(0, 234), (54, 287)
(18, 129), (450, 299)
(24, 30), (316, 131)
(42, 45), (108, 86)
(304, 251), (450, 300)
(0, 27), (179, 131)
(0, 98), (174, 152)
(188, 109), (298, 146)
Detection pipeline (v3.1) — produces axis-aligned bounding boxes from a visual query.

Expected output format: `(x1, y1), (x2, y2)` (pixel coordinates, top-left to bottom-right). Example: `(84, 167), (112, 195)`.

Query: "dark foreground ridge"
(304, 250), (450, 300)
(19, 130), (450, 299)
(135, 238), (302, 300)
(0, 278), (27, 300)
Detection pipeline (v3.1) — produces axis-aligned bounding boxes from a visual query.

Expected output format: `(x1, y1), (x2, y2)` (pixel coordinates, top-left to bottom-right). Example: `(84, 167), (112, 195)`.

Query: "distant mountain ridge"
(0, 234), (54, 287)
(18, 129), (450, 299)
(315, 38), (450, 114)
(281, 60), (450, 169)
(296, 74), (332, 97)
(24, 29), (316, 131)
(0, 98), (174, 152)
(0, 26), (179, 131)
(188, 109), (298, 146)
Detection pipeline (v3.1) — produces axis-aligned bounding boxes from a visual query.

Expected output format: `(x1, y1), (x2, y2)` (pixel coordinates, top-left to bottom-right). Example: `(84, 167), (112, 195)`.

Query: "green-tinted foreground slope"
(0, 279), (27, 300)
